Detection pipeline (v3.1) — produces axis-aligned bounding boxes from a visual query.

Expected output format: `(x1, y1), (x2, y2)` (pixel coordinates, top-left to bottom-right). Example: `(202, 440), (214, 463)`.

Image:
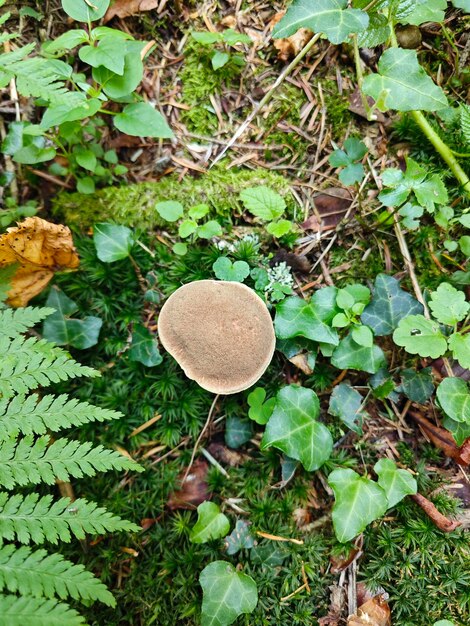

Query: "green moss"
(322, 79), (352, 140)
(52, 165), (296, 230)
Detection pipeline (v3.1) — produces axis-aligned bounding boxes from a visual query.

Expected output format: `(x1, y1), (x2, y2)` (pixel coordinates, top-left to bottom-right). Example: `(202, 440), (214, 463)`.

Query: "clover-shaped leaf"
(200, 561), (258, 626)
(271, 0), (369, 45)
(331, 333), (386, 374)
(361, 274), (423, 336)
(436, 378), (470, 424)
(213, 257), (250, 282)
(240, 186), (286, 221)
(328, 468), (388, 543)
(362, 48), (448, 113)
(328, 383), (367, 434)
(393, 315), (448, 359)
(190, 502), (230, 544)
(261, 385), (333, 471)
(398, 202), (424, 230)
(429, 282), (469, 326)
(329, 138), (367, 186)
(374, 458), (417, 508)
(247, 387), (276, 425)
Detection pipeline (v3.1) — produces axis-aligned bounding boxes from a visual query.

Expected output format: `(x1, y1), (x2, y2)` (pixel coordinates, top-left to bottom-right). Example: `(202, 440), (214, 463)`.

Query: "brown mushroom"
(158, 280), (275, 394)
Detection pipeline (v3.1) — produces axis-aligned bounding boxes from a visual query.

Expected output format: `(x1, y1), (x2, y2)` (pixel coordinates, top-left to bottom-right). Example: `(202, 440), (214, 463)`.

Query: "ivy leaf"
(43, 288), (102, 350)
(114, 103), (173, 139)
(448, 333), (470, 369)
(274, 294), (339, 346)
(129, 324), (163, 367)
(374, 458), (417, 508)
(331, 333), (386, 374)
(155, 201), (184, 222)
(199, 561), (258, 626)
(393, 315), (448, 359)
(361, 274), (423, 336)
(328, 468), (388, 543)
(225, 416), (252, 449)
(93, 223), (134, 262)
(261, 385), (333, 471)
(400, 368), (434, 403)
(271, 0), (369, 45)
(442, 415), (470, 446)
(436, 378), (470, 424)
(328, 383), (367, 434)
(224, 520), (254, 555)
(247, 387), (276, 425)
(362, 48), (448, 112)
(190, 502), (230, 544)
(429, 283), (469, 325)
(213, 257), (250, 282)
(239, 186), (286, 221)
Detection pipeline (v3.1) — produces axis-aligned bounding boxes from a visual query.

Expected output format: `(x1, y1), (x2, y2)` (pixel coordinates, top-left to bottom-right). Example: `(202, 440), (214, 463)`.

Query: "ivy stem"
(388, 26), (470, 196)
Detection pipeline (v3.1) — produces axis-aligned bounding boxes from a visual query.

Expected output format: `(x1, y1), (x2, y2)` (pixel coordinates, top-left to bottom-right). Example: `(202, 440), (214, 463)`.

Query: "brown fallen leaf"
(409, 411), (469, 465)
(167, 460), (210, 510)
(302, 188), (354, 233)
(269, 12), (313, 61)
(348, 593), (391, 626)
(319, 584), (345, 626)
(0, 216), (79, 307)
(104, 0), (159, 22)
(289, 353), (313, 375)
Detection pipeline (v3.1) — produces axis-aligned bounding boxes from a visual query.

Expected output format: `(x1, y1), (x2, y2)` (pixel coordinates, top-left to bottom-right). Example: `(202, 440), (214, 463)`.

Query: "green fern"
(0, 393), (123, 439)
(0, 306), (142, 621)
(460, 104), (470, 146)
(0, 594), (85, 626)
(0, 545), (115, 606)
(0, 436), (143, 489)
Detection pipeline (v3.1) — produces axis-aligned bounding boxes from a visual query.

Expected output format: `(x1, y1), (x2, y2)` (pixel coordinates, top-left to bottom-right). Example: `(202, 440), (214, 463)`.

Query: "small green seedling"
(240, 186), (293, 237)
(329, 138), (367, 186)
(191, 29), (251, 70)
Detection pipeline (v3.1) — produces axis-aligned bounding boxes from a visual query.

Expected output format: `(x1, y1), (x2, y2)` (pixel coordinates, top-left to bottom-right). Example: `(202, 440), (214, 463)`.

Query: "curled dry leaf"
(302, 188), (354, 233)
(104, 0), (160, 22)
(167, 460), (210, 510)
(269, 12), (313, 61)
(0, 216), (79, 307)
(409, 411), (469, 465)
(348, 593), (391, 626)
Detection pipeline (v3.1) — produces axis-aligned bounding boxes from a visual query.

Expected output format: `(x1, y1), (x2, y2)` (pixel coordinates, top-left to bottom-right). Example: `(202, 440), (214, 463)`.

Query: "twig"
(183, 395), (220, 482)
(411, 493), (461, 532)
(210, 33), (322, 168)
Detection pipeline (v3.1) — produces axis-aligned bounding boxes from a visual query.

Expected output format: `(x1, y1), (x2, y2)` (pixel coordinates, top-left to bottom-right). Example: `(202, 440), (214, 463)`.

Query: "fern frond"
(0, 493), (140, 544)
(461, 104), (470, 146)
(0, 307), (55, 338)
(0, 594), (85, 626)
(0, 436), (143, 489)
(0, 544), (115, 606)
(0, 43), (35, 67)
(0, 394), (123, 440)
(0, 335), (97, 398)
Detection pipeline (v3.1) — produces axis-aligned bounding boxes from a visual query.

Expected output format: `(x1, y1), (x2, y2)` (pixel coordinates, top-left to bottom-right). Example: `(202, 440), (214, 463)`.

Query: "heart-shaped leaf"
(43, 288), (102, 349)
(93, 223), (134, 262)
(129, 324), (163, 367)
(190, 501), (230, 544)
(429, 282), (469, 326)
(261, 385), (333, 471)
(155, 200), (184, 222)
(328, 468), (388, 543)
(436, 378), (470, 424)
(213, 257), (250, 282)
(328, 383), (367, 434)
(331, 333), (386, 374)
(393, 315), (448, 359)
(199, 561), (258, 626)
(374, 458), (417, 508)
(361, 274), (423, 336)
(274, 294), (339, 346)
(272, 0), (369, 45)
(362, 48), (448, 112)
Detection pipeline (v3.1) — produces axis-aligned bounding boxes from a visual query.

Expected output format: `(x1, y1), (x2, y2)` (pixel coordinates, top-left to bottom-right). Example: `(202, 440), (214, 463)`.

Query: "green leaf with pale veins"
(328, 468), (388, 543)
(374, 458), (417, 508)
(225, 417), (252, 449)
(429, 283), (469, 325)
(331, 334), (386, 374)
(442, 415), (470, 446)
(129, 324), (162, 367)
(43, 289), (102, 350)
(189, 502), (230, 544)
(199, 561), (257, 626)
(224, 520), (254, 555)
(436, 378), (470, 424)
(261, 385), (333, 471)
(328, 383), (367, 434)
(239, 186), (286, 221)
(400, 0), (446, 25)
(93, 223), (134, 263)
(362, 48), (448, 112)
(272, 0), (369, 45)
(393, 315), (448, 359)
(448, 333), (470, 369)
(361, 274), (423, 336)
(400, 368), (434, 403)
(274, 293), (339, 346)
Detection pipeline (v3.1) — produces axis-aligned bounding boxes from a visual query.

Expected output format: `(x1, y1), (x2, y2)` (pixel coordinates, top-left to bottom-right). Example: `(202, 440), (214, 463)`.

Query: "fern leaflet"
(461, 104), (470, 146)
(0, 594), (85, 626)
(0, 307), (55, 338)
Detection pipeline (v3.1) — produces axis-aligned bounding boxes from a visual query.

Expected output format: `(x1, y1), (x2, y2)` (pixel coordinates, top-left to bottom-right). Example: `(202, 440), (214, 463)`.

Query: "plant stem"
(352, 34), (375, 121)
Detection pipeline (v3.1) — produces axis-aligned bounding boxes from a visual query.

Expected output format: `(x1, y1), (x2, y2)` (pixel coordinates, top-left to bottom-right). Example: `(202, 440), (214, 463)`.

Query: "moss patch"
(52, 165), (297, 231)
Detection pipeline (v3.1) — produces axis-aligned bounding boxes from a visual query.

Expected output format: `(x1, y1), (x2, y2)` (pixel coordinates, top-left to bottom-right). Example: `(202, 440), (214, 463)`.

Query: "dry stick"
(183, 394), (220, 482)
(209, 33), (322, 168)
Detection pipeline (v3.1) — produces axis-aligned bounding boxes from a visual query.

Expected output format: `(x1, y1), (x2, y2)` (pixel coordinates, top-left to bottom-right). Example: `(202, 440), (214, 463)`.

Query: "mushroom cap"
(158, 280), (275, 394)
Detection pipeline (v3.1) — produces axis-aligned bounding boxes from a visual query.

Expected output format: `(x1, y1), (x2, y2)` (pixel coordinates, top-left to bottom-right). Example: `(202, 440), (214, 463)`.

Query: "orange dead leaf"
(270, 11), (313, 61)
(0, 216), (79, 307)
(348, 594), (391, 626)
(104, 0), (160, 22)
